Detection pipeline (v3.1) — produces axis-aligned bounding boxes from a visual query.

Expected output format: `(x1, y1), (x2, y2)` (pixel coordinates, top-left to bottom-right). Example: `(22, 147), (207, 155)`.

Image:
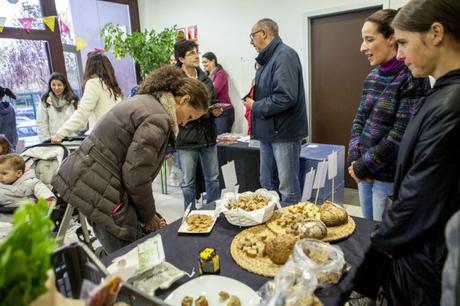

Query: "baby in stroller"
(0, 153), (56, 208)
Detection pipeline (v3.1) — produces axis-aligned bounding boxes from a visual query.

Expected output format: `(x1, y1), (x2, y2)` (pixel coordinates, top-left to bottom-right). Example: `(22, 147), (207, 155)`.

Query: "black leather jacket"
(371, 69), (460, 303)
(175, 67), (218, 149)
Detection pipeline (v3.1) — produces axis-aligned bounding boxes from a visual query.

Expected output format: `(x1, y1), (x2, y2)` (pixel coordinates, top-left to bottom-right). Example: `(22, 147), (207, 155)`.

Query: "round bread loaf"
(299, 219), (328, 239)
(265, 235), (297, 265)
(320, 201), (348, 226)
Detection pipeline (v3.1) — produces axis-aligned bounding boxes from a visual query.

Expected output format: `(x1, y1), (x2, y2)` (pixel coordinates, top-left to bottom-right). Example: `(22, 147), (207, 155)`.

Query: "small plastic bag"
(259, 261), (319, 306)
(292, 239), (348, 287)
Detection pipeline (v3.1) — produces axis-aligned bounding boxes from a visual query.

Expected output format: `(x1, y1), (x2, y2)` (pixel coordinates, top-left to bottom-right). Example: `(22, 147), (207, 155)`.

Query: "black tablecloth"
(217, 142), (261, 192)
(103, 205), (377, 306)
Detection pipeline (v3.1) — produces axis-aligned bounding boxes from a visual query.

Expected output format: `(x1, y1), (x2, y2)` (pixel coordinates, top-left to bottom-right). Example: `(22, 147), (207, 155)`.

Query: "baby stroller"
(0, 137), (106, 257)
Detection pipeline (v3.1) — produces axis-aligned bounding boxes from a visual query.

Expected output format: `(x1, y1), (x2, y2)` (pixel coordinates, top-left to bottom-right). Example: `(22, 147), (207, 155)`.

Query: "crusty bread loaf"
(319, 201), (348, 226)
(299, 219), (328, 239)
(265, 235), (297, 264)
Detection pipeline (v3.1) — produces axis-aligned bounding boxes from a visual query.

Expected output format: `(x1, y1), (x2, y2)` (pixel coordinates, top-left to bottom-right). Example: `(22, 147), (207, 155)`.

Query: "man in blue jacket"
(243, 18), (308, 203)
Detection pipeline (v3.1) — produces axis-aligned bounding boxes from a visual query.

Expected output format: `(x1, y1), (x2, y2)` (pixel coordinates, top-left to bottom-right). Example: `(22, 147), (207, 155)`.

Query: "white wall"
(138, 0), (384, 133)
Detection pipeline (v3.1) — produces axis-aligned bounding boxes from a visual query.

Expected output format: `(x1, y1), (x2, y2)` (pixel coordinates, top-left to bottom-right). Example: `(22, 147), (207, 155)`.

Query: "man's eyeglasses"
(249, 29), (263, 40)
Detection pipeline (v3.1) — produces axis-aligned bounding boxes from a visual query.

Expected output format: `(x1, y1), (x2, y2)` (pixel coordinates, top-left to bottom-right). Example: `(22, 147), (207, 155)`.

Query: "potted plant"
(0, 199), (58, 306)
(101, 23), (178, 78)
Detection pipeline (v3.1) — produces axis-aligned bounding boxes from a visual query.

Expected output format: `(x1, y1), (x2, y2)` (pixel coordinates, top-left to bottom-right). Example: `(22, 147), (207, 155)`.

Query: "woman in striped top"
(347, 9), (427, 221)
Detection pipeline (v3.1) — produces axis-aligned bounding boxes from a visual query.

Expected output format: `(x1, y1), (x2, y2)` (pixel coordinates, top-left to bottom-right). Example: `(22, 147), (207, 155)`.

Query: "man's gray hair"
(255, 18), (279, 37)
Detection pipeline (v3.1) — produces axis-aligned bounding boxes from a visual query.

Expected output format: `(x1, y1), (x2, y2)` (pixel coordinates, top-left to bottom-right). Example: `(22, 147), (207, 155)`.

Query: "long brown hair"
(83, 51), (123, 100)
(393, 0), (460, 43)
(41, 72), (79, 108)
(137, 65), (210, 111)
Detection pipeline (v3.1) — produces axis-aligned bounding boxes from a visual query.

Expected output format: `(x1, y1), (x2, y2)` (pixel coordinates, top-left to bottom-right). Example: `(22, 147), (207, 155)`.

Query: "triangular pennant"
(0, 17), (6, 33)
(42, 16), (56, 32)
(18, 17), (33, 33)
(59, 20), (70, 33)
(75, 35), (87, 51)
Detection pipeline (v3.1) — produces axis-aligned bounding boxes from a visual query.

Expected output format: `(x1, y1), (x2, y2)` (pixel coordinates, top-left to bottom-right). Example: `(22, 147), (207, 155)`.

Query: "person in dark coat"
(0, 87), (18, 150)
(174, 40), (222, 209)
(52, 66), (210, 253)
(242, 18), (308, 204)
(367, 0), (460, 304)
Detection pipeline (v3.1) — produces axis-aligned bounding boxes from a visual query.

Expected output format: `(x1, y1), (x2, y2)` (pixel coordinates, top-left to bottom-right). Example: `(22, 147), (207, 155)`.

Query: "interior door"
(310, 7), (381, 188)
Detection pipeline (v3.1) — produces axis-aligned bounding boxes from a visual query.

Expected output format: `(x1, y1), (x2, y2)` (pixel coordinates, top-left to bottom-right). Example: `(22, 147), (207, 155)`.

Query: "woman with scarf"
(37, 72), (80, 141)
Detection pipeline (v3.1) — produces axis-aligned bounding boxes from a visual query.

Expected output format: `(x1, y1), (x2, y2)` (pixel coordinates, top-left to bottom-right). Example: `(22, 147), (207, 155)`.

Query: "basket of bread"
(218, 189), (280, 227)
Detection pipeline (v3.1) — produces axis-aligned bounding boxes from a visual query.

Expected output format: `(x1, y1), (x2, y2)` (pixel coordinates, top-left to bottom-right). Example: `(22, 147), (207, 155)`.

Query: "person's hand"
(348, 162), (361, 184)
(50, 135), (63, 144)
(242, 97), (254, 109)
(348, 162), (372, 184)
(211, 107), (223, 117)
(145, 213), (167, 232)
(47, 197), (57, 209)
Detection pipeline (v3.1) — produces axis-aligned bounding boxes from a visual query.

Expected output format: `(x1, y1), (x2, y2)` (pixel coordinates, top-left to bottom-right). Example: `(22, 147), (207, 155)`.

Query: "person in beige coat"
(37, 72), (80, 141)
(52, 65), (210, 253)
(50, 51), (122, 143)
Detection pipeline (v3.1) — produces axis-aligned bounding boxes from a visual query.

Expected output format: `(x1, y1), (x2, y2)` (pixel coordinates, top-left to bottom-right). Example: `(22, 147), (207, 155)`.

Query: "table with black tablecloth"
(217, 142), (346, 203)
(103, 204), (377, 306)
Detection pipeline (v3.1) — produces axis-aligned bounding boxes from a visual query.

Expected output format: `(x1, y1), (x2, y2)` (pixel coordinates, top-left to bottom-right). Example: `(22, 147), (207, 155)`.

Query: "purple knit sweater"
(348, 58), (428, 181)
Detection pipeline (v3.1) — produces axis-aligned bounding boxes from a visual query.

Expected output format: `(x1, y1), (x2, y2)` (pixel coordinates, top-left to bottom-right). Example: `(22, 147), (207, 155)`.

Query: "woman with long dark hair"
(202, 52), (234, 134)
(37, 72), (79, 141)
(51, 51), (122, 143)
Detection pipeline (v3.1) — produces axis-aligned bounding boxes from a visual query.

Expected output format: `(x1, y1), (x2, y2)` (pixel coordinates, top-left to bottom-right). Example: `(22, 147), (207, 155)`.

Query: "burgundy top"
(211, 69), (233, 111)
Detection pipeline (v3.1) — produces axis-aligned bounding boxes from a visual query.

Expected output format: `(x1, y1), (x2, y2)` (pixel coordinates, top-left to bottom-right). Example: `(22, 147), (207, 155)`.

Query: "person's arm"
(251, 51), (299, 118)
(33, 179), (55, 203)
(55, 79), (101, 138)
(371, 106), (460, 255)
(36, 101), (50, 141)
(352, 78), (422, 180)
(121, 119), (166, 225)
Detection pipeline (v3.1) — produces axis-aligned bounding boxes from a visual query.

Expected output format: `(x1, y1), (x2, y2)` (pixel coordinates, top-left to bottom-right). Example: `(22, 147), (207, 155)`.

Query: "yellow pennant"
(75, 35), (87, 51)
(0, 17), (7, 33)
(42, 16), (56, 32)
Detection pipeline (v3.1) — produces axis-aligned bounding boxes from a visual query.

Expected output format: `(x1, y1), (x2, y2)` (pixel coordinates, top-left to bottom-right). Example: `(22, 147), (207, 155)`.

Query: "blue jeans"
(259, 140), (301, 204)
(214, 108), (235, 135)
(358, 180), (393, 221)
(177, 146), (221, 209)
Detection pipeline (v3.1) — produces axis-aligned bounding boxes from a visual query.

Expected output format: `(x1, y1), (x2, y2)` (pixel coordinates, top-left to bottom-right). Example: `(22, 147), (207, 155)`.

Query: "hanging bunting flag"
(0, 17), (6, 33)
(59, 20), (70, 33)
(42, 16), (56, 32)
(18, 17), (33, 33)
(75, 35), (87, 51)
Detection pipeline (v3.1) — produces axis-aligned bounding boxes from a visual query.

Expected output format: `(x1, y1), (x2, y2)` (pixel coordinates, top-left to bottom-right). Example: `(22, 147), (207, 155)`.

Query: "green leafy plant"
(0, 199), (58, 306)
(101, 23), (178, 77)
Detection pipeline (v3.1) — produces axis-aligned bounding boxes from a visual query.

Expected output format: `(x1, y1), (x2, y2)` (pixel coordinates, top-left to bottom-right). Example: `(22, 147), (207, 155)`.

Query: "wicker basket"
(219, 189), (280, 227)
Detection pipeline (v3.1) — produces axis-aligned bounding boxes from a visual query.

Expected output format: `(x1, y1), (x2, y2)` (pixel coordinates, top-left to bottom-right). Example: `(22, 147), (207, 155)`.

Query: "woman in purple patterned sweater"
(348, 9), (428, 221)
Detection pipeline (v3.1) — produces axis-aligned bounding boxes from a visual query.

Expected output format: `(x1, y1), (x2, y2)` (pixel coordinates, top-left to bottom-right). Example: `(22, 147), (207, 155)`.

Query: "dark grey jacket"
(252, 36), (308, 142)
(52, 94), (172, 242)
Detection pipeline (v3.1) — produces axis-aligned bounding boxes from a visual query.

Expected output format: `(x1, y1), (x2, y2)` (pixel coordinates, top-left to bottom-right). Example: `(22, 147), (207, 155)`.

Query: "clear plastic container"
(292, 239), (347, 287)
(259, 261), (319, 306)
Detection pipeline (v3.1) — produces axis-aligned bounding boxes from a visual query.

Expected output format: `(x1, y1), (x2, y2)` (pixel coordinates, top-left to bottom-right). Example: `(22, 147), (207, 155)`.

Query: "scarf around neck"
(47, 93), (70, 112)
(155, 91), (179, 137)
